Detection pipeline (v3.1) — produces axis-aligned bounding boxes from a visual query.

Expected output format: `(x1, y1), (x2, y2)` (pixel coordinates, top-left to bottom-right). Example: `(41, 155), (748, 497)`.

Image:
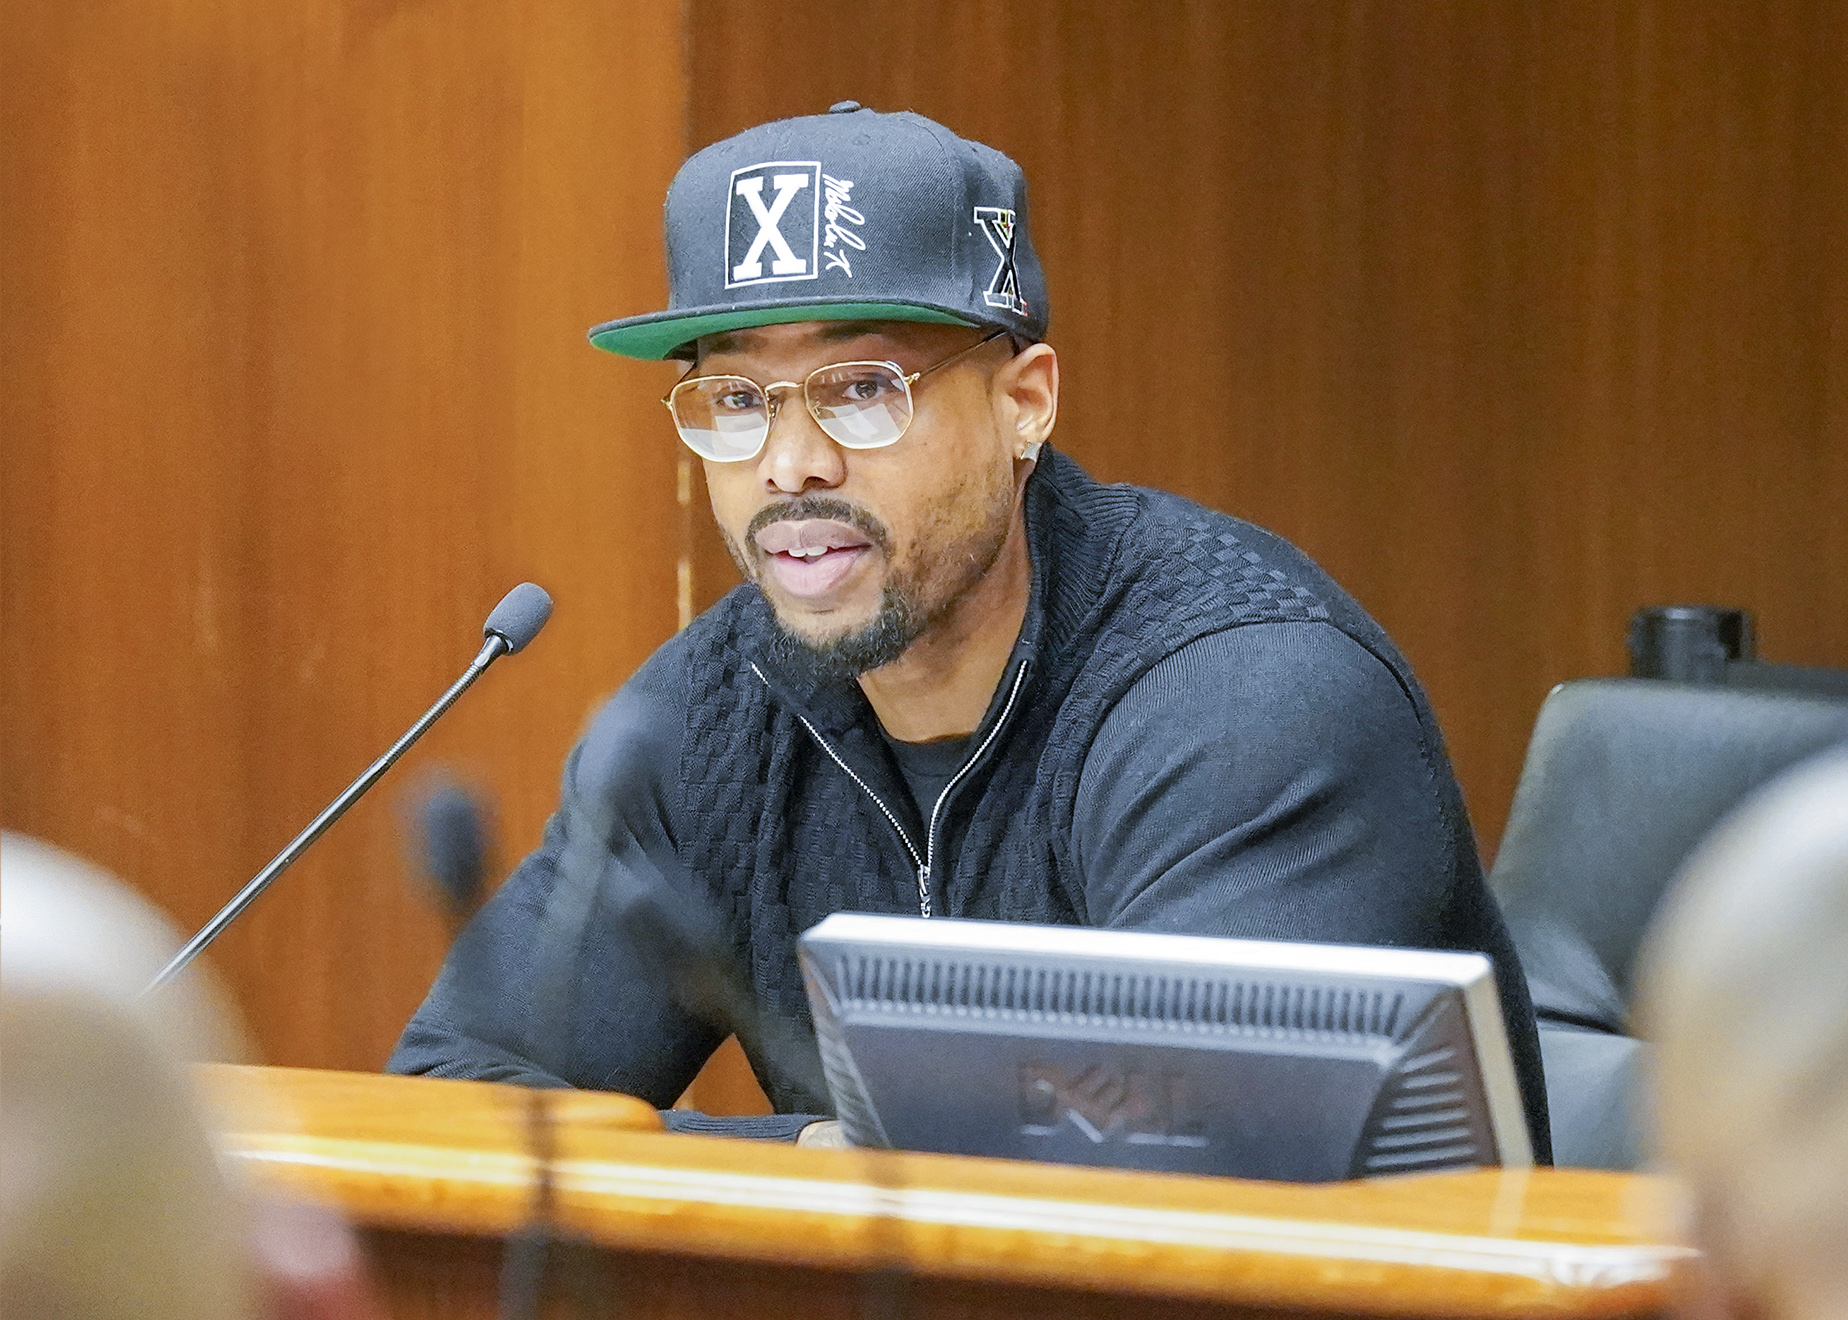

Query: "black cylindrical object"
(1627, 606), (1756, 683)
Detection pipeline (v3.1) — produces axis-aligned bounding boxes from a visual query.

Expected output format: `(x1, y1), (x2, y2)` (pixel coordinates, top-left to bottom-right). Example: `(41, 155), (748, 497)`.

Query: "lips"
(755, 519), (872, 556)
(754, 518), (875, 602)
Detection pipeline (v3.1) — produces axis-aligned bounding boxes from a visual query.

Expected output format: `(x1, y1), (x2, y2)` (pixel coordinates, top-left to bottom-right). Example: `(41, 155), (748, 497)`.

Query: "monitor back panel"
(799, 916), (1528, 1181)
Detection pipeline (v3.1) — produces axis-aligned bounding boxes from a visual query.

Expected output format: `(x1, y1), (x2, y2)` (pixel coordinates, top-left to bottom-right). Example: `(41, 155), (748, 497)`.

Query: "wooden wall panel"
(1, 1), (688, 1069)
(685, 0), (1848, 857)
(6, 0), (1845, 1110)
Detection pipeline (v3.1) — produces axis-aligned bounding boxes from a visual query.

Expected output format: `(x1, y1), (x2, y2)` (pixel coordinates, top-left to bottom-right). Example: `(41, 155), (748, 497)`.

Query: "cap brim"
(587, 299), (979, 360)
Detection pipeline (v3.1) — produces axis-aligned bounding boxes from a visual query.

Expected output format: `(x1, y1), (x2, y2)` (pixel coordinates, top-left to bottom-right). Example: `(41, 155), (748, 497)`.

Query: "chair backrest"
(1489, 679), (1848, 1031)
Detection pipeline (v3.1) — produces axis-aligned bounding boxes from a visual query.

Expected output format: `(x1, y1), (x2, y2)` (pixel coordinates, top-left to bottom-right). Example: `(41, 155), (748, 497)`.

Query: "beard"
(724, 476), (1017, 683)
(763, 580), (922, 682)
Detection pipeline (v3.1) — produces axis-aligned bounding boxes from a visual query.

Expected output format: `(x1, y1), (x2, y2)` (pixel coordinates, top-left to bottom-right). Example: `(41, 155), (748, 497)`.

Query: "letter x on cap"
(587, 102), (1050, 361)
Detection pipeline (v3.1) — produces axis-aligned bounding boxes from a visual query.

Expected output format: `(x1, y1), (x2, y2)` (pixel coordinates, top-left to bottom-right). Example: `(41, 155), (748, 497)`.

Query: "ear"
(992, 342), (1059, 464)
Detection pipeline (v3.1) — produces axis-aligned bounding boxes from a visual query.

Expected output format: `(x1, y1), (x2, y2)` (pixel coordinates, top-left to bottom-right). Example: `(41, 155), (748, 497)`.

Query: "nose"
(756, 384), (846, 495)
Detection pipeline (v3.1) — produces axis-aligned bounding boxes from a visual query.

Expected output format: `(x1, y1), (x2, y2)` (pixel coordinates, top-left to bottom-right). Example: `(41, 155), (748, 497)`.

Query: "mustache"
(745, 496), (891, 556)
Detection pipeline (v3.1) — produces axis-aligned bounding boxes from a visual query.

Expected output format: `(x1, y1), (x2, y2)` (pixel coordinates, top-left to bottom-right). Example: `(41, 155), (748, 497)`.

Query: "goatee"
(725, 471), (1017, 684)
(728, 494), (923, 681)
(761, 585), (922, 682)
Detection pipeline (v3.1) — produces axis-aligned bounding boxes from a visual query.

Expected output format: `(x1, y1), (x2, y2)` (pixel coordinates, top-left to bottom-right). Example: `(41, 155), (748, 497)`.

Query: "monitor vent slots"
(1360, 1042), (1484, 1173)
(839, 956), (1406, 1039)
(812, 1018), (891, 1147)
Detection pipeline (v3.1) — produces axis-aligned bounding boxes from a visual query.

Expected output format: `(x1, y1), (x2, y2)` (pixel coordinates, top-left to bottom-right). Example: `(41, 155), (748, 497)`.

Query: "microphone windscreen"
(483, 583), (553, 654)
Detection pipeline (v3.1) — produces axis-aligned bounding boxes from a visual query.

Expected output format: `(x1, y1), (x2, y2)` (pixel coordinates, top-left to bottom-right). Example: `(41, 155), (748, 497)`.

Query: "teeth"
(790, 546), (829, 559)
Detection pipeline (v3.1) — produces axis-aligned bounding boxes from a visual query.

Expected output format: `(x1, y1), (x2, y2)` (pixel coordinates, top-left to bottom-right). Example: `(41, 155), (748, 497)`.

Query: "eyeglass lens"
(669, 362), (915, 462)
(668, 378), (772, 462)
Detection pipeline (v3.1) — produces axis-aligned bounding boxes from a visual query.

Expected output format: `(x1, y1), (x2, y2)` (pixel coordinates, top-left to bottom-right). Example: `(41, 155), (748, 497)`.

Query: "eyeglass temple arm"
(906, 329), (1011, 385)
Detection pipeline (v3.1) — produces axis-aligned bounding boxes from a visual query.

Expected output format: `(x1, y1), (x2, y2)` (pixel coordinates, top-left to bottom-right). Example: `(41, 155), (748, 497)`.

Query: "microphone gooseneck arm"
(145, 580), (552, 999)
(146, 635), (509, 994)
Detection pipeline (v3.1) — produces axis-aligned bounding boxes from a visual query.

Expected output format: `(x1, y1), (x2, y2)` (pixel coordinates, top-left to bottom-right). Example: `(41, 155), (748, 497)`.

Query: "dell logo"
(1019, 1063), (1207, 1147)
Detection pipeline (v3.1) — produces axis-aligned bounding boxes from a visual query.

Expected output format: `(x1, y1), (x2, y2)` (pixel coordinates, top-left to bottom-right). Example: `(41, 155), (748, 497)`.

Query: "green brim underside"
(588, 302), (977, 361)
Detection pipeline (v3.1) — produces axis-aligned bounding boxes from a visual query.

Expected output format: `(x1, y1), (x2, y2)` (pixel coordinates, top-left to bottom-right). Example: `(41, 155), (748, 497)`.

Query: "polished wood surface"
(205, 1063), (661, 1157)
(1, 3), (687, 1073)
(209, 1064), (1686, 1319)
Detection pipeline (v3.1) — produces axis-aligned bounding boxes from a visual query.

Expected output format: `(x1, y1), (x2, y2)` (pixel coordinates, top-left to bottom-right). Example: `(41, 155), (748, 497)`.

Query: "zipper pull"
(917, 863), (932, 918)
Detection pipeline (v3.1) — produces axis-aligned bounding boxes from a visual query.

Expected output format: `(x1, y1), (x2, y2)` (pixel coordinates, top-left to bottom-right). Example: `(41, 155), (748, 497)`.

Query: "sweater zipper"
(749, 662), (926, 907)
(750, 658), (1030, 918)
(917, 660), (1031, 918)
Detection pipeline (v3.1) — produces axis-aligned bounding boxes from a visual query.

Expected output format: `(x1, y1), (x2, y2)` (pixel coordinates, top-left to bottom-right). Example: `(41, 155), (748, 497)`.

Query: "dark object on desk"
(417, 779), (494, 920)
(1629, 605), (1848, 696)
(1491, 678), (1848, 1170)
(1626, 605), (1753, 682)
(800, 914), (1533, 1182)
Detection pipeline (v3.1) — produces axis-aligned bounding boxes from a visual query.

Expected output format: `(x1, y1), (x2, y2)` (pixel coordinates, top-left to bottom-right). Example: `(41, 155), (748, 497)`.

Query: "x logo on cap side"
(974, 206), (1026, 317)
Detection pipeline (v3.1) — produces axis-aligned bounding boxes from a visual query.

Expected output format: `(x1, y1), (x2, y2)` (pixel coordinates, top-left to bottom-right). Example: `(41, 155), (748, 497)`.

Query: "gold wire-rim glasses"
(661, 330), (1009, 462)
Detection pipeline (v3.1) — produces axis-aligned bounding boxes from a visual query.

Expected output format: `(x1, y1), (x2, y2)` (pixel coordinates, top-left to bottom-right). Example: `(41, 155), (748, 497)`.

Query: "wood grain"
(0, 2), (687, 1072)
(210, 1064), (1687, 1320)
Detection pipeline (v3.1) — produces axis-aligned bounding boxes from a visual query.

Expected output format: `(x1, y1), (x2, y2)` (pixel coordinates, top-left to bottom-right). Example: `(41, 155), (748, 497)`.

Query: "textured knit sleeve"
(1071, 621), (1455, 944)
(388, 643), (726, 1107)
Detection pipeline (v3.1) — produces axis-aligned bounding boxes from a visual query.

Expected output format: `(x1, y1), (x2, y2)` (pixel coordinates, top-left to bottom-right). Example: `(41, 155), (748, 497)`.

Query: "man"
(1637, 750), (1848, 1320)
(392, 103), (1550, 1154)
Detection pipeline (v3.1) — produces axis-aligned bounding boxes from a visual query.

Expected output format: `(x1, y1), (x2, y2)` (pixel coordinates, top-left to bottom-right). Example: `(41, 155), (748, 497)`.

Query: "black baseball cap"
(588, 102), (1050, 361)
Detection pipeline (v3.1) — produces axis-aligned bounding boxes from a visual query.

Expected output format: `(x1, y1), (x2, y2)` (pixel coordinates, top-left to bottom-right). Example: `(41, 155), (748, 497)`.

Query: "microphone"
(482, 582), (553, 655)
(416, 780), (493, 921)
(145, 584), (554, 994)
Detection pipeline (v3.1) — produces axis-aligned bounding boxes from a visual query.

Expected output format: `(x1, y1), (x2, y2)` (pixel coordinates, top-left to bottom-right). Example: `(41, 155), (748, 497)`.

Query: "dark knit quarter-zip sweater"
(392, 450), (1552, 1158)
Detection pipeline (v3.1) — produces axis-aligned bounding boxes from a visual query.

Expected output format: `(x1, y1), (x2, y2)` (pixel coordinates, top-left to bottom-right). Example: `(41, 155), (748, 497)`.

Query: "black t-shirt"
(877, 726), (974, 820)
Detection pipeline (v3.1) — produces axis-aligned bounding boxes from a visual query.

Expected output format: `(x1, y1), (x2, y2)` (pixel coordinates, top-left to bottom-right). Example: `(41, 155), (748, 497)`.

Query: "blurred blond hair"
(1637, 749), (1848, 1320)
(1, 833), (255, 1320)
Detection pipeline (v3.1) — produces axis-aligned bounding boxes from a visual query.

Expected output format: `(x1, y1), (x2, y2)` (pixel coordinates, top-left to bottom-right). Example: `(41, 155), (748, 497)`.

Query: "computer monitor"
(797, 914), (1532, 1181)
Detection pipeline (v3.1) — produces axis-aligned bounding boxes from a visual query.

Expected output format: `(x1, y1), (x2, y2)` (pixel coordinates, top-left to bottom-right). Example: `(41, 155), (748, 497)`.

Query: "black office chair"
(1489, 678), (1848, 1169)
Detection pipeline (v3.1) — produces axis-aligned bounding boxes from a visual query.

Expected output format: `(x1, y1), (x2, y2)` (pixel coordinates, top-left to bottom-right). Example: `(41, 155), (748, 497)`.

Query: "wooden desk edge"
(209, 1065), (1689, 1319)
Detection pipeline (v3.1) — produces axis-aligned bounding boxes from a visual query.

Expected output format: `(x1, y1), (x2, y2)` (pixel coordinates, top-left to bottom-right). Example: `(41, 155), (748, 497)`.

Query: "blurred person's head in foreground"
(0, 833), (378, 1320)
(1637, 749), (1848, 1320)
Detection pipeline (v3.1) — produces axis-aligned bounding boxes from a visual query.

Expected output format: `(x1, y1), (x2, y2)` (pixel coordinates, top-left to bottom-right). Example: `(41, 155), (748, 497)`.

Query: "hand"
(795, 1119), (849, 1148)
